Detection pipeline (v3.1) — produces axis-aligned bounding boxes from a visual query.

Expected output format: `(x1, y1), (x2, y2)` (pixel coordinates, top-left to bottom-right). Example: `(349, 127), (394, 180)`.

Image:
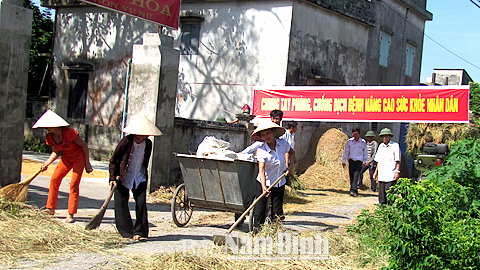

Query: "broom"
(85, 185), (116, 230)
(213, 172), (287, 246)
(0, 169), (42, 203)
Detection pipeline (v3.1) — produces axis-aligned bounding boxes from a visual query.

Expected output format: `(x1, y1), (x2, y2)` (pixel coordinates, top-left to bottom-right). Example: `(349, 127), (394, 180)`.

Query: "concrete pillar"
(128, 33), (179, 192)
(0, 0), (32, 187)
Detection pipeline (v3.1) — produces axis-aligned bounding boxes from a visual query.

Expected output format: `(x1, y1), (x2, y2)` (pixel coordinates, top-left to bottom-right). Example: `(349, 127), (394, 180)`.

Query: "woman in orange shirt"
(32, 110), (93, 223)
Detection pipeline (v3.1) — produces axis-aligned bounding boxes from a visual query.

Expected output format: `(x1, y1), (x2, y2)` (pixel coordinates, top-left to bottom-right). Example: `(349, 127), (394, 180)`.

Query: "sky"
(420, 0), (480, 83)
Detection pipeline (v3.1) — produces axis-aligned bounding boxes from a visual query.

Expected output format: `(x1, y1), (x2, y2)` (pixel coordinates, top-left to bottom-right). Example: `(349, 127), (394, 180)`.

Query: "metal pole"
(121, 59), (132, 139)
(37, 63), (49, 96)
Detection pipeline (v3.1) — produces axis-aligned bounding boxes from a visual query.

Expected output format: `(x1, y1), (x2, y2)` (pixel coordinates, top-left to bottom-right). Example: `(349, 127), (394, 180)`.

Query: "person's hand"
(85, 163), (93, 173)
(366, 161), (370, 166)
(395, 171), (400, 181)
(262, 184), (270, 197)
(110, 180), (117, 188)
(40, 163), (48, 172)
(283, 168), (290, 176)
(373, 171), (378, 180)
(342, 163), (346, 168)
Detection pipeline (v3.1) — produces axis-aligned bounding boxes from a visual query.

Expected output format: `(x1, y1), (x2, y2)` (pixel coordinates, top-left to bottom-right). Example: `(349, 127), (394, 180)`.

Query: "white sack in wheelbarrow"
(196, 136), (237, 160)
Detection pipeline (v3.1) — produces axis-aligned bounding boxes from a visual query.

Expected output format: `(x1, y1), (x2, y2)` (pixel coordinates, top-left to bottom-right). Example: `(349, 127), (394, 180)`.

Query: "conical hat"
(122, 115), (163, 136)
(32, 109), (70, 128)
(251, 121), (285, 141)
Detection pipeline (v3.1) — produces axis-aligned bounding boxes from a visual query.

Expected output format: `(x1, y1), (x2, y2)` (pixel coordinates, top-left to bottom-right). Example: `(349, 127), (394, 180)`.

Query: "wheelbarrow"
(172, 154), (258, 231)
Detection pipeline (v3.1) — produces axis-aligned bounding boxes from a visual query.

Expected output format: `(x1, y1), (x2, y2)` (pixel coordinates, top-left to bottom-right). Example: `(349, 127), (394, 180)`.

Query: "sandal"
(42, 208), (55, 215)
(65, 214), (75, 223)
(132, 235), (147, 242)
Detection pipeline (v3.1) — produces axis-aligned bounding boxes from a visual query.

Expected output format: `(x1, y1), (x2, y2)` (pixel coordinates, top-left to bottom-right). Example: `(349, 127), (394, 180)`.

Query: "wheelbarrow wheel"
(171, 183), (193, 227)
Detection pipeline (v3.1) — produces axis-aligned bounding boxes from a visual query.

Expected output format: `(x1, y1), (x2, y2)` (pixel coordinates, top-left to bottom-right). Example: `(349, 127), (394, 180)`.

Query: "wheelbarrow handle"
(226, 172), (287, 234)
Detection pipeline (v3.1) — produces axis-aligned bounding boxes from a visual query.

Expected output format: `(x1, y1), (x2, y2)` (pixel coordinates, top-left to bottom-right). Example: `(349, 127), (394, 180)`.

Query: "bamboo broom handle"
(22, 169), (42, 185)
(226, 172), (287, 234)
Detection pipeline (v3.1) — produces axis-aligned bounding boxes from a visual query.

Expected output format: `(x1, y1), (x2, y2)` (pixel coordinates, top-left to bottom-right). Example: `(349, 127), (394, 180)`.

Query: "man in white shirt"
(373, 128), (401, 205)
(342, 128), (368, 197)
(280, 121), (298, 149)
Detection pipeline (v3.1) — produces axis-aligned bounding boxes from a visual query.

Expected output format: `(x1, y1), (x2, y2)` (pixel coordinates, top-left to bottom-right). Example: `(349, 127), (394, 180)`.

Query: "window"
(67, 72), (88, 119)
(180, 23), (201, 55)
(379, 32), (391, 67)
(405, 44), (415, 76)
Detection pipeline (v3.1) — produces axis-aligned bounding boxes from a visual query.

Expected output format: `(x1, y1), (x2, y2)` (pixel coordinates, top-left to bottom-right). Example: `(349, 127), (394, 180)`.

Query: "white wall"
(172, 1), (293, 122)
(287, 1), (370, 85)
(52, 6), (158, 125)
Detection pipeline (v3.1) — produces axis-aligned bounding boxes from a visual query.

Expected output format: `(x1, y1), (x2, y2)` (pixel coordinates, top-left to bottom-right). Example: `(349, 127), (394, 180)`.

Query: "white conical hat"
(251, 121), (285, 141)
(122, 115), (163, 136)
(32, 109), (70, 128)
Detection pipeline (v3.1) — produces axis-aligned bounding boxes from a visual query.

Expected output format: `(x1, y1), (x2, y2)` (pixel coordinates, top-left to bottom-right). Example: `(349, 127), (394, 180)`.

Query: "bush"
(350, 138), (480, 269)
(23, 139), (51, 153)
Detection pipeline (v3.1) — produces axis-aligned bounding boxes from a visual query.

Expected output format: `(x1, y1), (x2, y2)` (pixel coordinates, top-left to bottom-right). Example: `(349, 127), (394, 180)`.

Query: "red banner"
(79, 0), (181, 29)
(252, 86), (470, 123)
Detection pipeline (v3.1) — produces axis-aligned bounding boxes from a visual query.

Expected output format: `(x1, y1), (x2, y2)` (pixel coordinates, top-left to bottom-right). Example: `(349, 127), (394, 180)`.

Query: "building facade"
(36, 0), (432, 167)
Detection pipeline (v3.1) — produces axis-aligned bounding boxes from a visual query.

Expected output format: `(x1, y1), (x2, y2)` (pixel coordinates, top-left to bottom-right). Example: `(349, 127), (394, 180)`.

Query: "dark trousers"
(379, 181), (396, 205)
(114, 181), (148, 238)
(253, 181), (285, 231)
(348, 159), (363, 194)
(360, 163), (376, 191)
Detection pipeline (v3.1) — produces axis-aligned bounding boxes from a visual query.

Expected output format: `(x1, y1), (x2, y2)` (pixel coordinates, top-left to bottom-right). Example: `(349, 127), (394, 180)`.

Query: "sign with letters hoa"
(252, 85), (470, 123)
(79, 0), (181, 29)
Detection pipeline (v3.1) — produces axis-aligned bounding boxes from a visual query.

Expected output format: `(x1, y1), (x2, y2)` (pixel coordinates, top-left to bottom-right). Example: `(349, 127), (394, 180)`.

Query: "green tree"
(23, 0), (54, 97)
(469, 82), (480, 119)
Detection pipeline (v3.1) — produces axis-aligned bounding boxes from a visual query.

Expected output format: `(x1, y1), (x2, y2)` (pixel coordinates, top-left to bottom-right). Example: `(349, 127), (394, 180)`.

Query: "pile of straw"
(149, 186), (176, 205)
(406, 123), (479, 153)
(298, 128), (351, 190)
(294, 124), (334, 174)
(0, 201), (123, 265)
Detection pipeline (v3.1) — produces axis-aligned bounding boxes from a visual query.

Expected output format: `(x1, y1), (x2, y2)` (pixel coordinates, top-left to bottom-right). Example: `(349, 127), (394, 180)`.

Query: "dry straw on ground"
(0, 201), (123, 265)
(118, 225), (385, 270)
(21, 159), (109, 179)
(149, 185), (176, 205)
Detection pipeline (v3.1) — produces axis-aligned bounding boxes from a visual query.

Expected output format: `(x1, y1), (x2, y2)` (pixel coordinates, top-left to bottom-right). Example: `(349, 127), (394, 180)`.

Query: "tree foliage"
(350, 138), (480, 269)
(23, 0), (54, 97)
(469, 82), (480, 120)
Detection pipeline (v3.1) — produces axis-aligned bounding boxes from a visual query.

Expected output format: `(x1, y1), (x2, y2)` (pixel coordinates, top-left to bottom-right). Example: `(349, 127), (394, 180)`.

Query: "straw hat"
(122, 115), (163, 136)
(251, 121), (285, 141)
(365, 130), (376, 137)
(379, 128), (394, 137)
(32, 109), (70, 128)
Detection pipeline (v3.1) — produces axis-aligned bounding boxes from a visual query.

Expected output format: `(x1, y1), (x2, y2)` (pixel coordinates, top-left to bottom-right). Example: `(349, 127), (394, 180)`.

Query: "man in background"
(359, 131), (378, 192)
(342, 128), (368, 197)
(374, 128), (401, 205)
(281, 121), (298, 150)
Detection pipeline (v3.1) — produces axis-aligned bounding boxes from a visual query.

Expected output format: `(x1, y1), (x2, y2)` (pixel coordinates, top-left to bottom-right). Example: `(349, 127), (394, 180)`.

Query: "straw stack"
(298, 128), (351, 190)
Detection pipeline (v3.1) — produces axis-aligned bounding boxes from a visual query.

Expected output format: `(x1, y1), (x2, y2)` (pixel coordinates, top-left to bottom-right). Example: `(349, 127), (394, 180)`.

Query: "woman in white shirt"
(246, 121), (294, 232)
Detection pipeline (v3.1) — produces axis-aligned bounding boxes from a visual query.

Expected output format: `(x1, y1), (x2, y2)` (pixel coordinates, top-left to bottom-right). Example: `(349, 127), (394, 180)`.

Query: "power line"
(380, 0), (480, 72)
(470, 0), (480, 9)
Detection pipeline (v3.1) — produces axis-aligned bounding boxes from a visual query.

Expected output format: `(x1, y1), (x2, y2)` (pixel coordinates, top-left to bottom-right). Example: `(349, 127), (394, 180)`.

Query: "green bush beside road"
(350, 138), (480, 269)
